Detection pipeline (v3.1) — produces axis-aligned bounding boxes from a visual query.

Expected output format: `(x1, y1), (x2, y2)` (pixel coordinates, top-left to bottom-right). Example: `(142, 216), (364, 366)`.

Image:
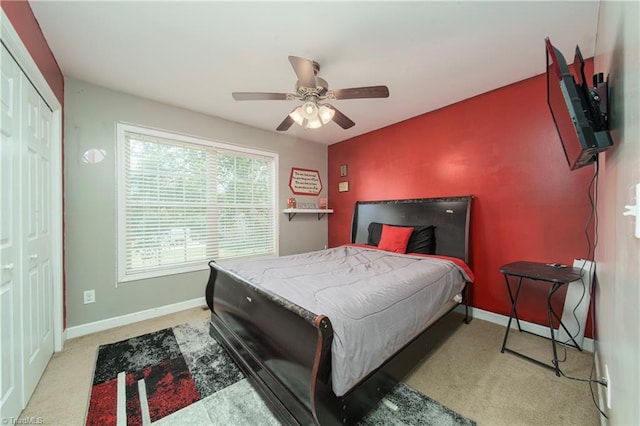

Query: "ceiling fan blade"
(330, 85), (389, 100)
(327, 105), (355, 129)
(288, 56), (317, 88)
(276, 115), (295, 131)
(232, 92), (290, 101)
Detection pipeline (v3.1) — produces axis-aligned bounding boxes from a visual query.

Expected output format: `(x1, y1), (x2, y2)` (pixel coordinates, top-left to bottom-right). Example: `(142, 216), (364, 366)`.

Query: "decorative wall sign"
(338, 181), (349, 192)
(340, 164), (348, 177)
(289, 167), (323, 195)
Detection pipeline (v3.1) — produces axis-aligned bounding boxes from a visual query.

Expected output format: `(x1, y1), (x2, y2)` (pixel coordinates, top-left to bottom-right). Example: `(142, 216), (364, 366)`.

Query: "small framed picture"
(340, 164), (348, 177)
(338, 181), (349, 192)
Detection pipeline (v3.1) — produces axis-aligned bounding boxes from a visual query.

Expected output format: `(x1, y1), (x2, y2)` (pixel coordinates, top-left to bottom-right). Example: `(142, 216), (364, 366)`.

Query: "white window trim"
(116, 122), (279, 284)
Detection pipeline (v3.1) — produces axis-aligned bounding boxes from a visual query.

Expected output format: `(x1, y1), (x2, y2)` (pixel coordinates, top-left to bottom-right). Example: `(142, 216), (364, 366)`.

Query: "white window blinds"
(117, 124), (277, 282)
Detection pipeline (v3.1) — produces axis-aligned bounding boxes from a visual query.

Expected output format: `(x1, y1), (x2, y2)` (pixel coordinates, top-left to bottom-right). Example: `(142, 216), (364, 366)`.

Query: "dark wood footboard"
(205, 261), (339, 425)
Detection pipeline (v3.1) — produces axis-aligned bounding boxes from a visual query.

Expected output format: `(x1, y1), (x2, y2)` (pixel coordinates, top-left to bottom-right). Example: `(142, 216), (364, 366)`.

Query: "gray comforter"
(223, 245), (471, 396)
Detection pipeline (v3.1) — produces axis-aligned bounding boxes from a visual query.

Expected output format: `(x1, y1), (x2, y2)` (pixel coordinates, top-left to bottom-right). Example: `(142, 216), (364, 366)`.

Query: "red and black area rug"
(86, 319), (476, 425)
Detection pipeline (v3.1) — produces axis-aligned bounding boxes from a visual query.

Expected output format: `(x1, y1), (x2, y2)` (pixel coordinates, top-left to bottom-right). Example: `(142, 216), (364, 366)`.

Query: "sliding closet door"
(0, 43), (23, 421)
(20, 72), (54, 403)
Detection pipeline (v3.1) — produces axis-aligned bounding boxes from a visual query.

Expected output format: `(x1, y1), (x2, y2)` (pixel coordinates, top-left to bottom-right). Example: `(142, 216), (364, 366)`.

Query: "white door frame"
(1, 9), (64, 351)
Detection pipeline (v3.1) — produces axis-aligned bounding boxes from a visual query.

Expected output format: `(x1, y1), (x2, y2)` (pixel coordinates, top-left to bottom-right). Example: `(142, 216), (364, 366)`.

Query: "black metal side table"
(499, 261), (584, 376)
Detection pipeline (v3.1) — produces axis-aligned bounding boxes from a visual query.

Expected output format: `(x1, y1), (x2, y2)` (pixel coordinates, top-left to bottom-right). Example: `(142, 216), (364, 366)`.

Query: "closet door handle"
(29, 254), (38, 260)
(2, 263), (14, 270)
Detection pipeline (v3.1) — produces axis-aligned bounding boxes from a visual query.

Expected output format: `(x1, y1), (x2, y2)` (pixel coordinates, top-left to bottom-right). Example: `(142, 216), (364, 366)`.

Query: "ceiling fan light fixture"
(289, 106), (305, 126)
(305, 116), (322, 129)
(232, 56), (390, 132)
(318, 104), (335, 124)
(301, 101), (319, 120)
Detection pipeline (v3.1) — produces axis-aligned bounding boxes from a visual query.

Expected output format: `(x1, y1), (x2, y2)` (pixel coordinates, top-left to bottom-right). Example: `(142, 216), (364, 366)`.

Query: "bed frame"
(205, 196), (473, 425)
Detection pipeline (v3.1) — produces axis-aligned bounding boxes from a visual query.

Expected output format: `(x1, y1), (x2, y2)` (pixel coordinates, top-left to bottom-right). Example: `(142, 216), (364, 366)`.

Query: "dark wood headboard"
(350, 196), (473, 264)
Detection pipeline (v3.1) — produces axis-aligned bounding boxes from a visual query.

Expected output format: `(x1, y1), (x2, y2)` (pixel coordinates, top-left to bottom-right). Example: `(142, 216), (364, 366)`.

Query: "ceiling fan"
(232, 56), (389, 131)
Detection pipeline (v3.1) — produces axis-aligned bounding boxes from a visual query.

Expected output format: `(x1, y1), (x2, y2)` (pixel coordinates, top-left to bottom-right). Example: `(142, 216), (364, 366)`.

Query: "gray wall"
(64, 78), (329, 327)
(594, 1), (639, 424)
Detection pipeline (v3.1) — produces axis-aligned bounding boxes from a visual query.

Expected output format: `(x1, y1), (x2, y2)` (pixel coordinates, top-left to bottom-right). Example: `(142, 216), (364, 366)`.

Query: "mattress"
(223, 245), (472, 396)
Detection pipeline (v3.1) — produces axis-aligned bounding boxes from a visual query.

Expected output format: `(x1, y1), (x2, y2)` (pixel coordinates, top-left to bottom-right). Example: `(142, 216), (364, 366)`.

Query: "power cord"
(554, 157), (608, 419)
(554, 362), (608, 419)
(556, 157), (598, 360)
(558, 364), (606, 386)
(588, 343), (609, 420)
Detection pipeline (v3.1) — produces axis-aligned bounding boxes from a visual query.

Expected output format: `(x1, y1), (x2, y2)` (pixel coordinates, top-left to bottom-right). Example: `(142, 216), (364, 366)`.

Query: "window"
(116, 123), (278, 282)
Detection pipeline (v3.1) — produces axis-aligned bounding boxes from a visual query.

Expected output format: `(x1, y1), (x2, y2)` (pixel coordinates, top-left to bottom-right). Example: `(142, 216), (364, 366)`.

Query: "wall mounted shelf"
(283, 208), (334, 221)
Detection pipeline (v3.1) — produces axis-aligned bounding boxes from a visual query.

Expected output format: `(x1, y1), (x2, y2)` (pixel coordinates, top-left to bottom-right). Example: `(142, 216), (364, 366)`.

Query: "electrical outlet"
(623, 183), (640, 238)
(83, 290), (96, 304)
(605, 364), (612, 409)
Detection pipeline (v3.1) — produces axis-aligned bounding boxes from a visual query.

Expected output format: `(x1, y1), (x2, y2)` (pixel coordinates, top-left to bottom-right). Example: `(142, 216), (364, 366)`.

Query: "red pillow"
(377, 224), (414, 254)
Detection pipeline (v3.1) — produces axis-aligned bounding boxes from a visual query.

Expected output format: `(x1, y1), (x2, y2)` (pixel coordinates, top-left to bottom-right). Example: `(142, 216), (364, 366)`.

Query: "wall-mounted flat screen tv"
(545, 37), (612, 170)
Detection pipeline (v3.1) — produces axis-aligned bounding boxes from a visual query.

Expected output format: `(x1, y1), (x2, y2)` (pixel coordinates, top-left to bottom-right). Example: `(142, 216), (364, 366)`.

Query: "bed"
(205, 195), (473, 425)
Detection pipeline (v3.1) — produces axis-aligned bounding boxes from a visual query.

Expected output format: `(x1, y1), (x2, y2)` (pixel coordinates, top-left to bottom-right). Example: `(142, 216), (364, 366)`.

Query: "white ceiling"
(29, 1), (600, 145)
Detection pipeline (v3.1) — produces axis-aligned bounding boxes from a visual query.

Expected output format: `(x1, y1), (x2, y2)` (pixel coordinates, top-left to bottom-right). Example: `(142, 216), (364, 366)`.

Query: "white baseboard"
(455, 305), (594, 352)
(65, 297), (207, 340)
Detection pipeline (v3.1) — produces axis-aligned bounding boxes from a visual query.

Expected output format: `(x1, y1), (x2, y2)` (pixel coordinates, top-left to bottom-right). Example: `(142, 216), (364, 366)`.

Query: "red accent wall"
(1, 0), (64, 104)
(328, 71), (595, 337)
